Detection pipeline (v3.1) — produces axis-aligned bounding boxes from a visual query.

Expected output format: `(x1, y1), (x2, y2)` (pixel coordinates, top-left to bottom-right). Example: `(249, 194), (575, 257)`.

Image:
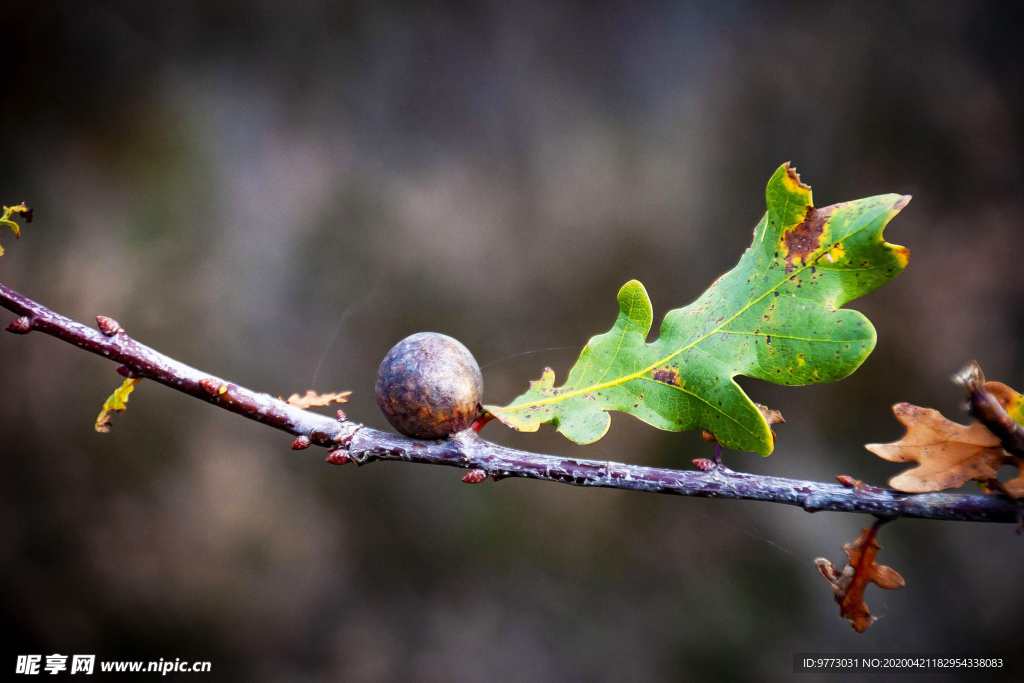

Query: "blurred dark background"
(1, 1), (1023, 680)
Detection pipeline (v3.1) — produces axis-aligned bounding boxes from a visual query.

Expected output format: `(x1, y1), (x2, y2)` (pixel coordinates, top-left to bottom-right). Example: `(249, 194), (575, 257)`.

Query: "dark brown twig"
(1, 281), (1022, 524)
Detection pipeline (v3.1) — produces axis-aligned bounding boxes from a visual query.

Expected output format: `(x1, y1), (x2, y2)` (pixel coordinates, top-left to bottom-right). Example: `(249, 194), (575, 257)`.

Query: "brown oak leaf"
(282, 390), (352, 410)
(865, 403), (1005, 493)
(815, 526), (905, 633)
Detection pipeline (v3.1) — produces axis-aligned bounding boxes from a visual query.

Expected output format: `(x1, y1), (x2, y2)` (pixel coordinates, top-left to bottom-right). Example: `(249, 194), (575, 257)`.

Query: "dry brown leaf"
(865, 403), (1005, 493)
(283, 390), (352, 410)
(756, 403), (785, 442)
(815, 526), (905, 633)
(755, 403), (785, 426)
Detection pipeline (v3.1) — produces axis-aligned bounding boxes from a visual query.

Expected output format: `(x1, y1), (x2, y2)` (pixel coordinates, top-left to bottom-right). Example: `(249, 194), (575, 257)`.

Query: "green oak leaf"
(487, 163), (910, 455)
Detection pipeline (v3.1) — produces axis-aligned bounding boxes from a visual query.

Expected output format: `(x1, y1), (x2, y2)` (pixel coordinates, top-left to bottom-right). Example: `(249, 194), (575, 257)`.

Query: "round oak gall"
(375, 332), (483, 439)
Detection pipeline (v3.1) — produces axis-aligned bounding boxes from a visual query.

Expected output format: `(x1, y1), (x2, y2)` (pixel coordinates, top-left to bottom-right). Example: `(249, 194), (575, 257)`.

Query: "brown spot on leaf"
(892, 194), (911, 212)
(653, 367), (681, 386)
(783, 205), (834, 273)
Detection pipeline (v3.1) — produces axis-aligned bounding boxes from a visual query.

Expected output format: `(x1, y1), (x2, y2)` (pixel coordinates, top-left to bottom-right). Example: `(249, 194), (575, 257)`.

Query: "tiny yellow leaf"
(95, 378), (142, 433)
(0, 202), (31, 257)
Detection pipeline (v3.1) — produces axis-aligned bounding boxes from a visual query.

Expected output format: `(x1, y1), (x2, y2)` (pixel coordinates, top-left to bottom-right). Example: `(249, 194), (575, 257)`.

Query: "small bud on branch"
(5, 316), (31, 334)
(326, 450), (350, 465)
(96, 316), (123, 337)
(461, 469), (487, 483)
(116, 364), (140, 379)
(199, 378), (226, 397)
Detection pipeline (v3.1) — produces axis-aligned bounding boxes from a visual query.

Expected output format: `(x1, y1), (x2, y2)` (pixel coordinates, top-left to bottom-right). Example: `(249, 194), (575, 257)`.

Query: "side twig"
(957, 361), (1024, 459)
(1, 281), (1020, 524)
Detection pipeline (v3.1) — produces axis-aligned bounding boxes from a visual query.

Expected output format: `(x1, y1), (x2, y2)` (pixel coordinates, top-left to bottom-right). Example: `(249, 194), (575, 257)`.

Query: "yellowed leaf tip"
(283, 389), (352, 410)
(95, 378), (142, 433)
(782, 162), (811, 191)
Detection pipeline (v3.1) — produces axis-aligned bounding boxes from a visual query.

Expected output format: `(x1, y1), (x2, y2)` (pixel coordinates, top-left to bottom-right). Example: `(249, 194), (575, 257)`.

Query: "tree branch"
(2, 281), (1021, 524)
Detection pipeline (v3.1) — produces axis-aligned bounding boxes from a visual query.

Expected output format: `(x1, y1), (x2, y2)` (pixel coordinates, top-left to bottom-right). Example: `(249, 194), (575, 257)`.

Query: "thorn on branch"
(692, 458), (716, 472)
(461, 468), (487, 483)
(96, 316), (123, 337)
(291, 435), (311, 450)
(5, 316), (31, 334)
